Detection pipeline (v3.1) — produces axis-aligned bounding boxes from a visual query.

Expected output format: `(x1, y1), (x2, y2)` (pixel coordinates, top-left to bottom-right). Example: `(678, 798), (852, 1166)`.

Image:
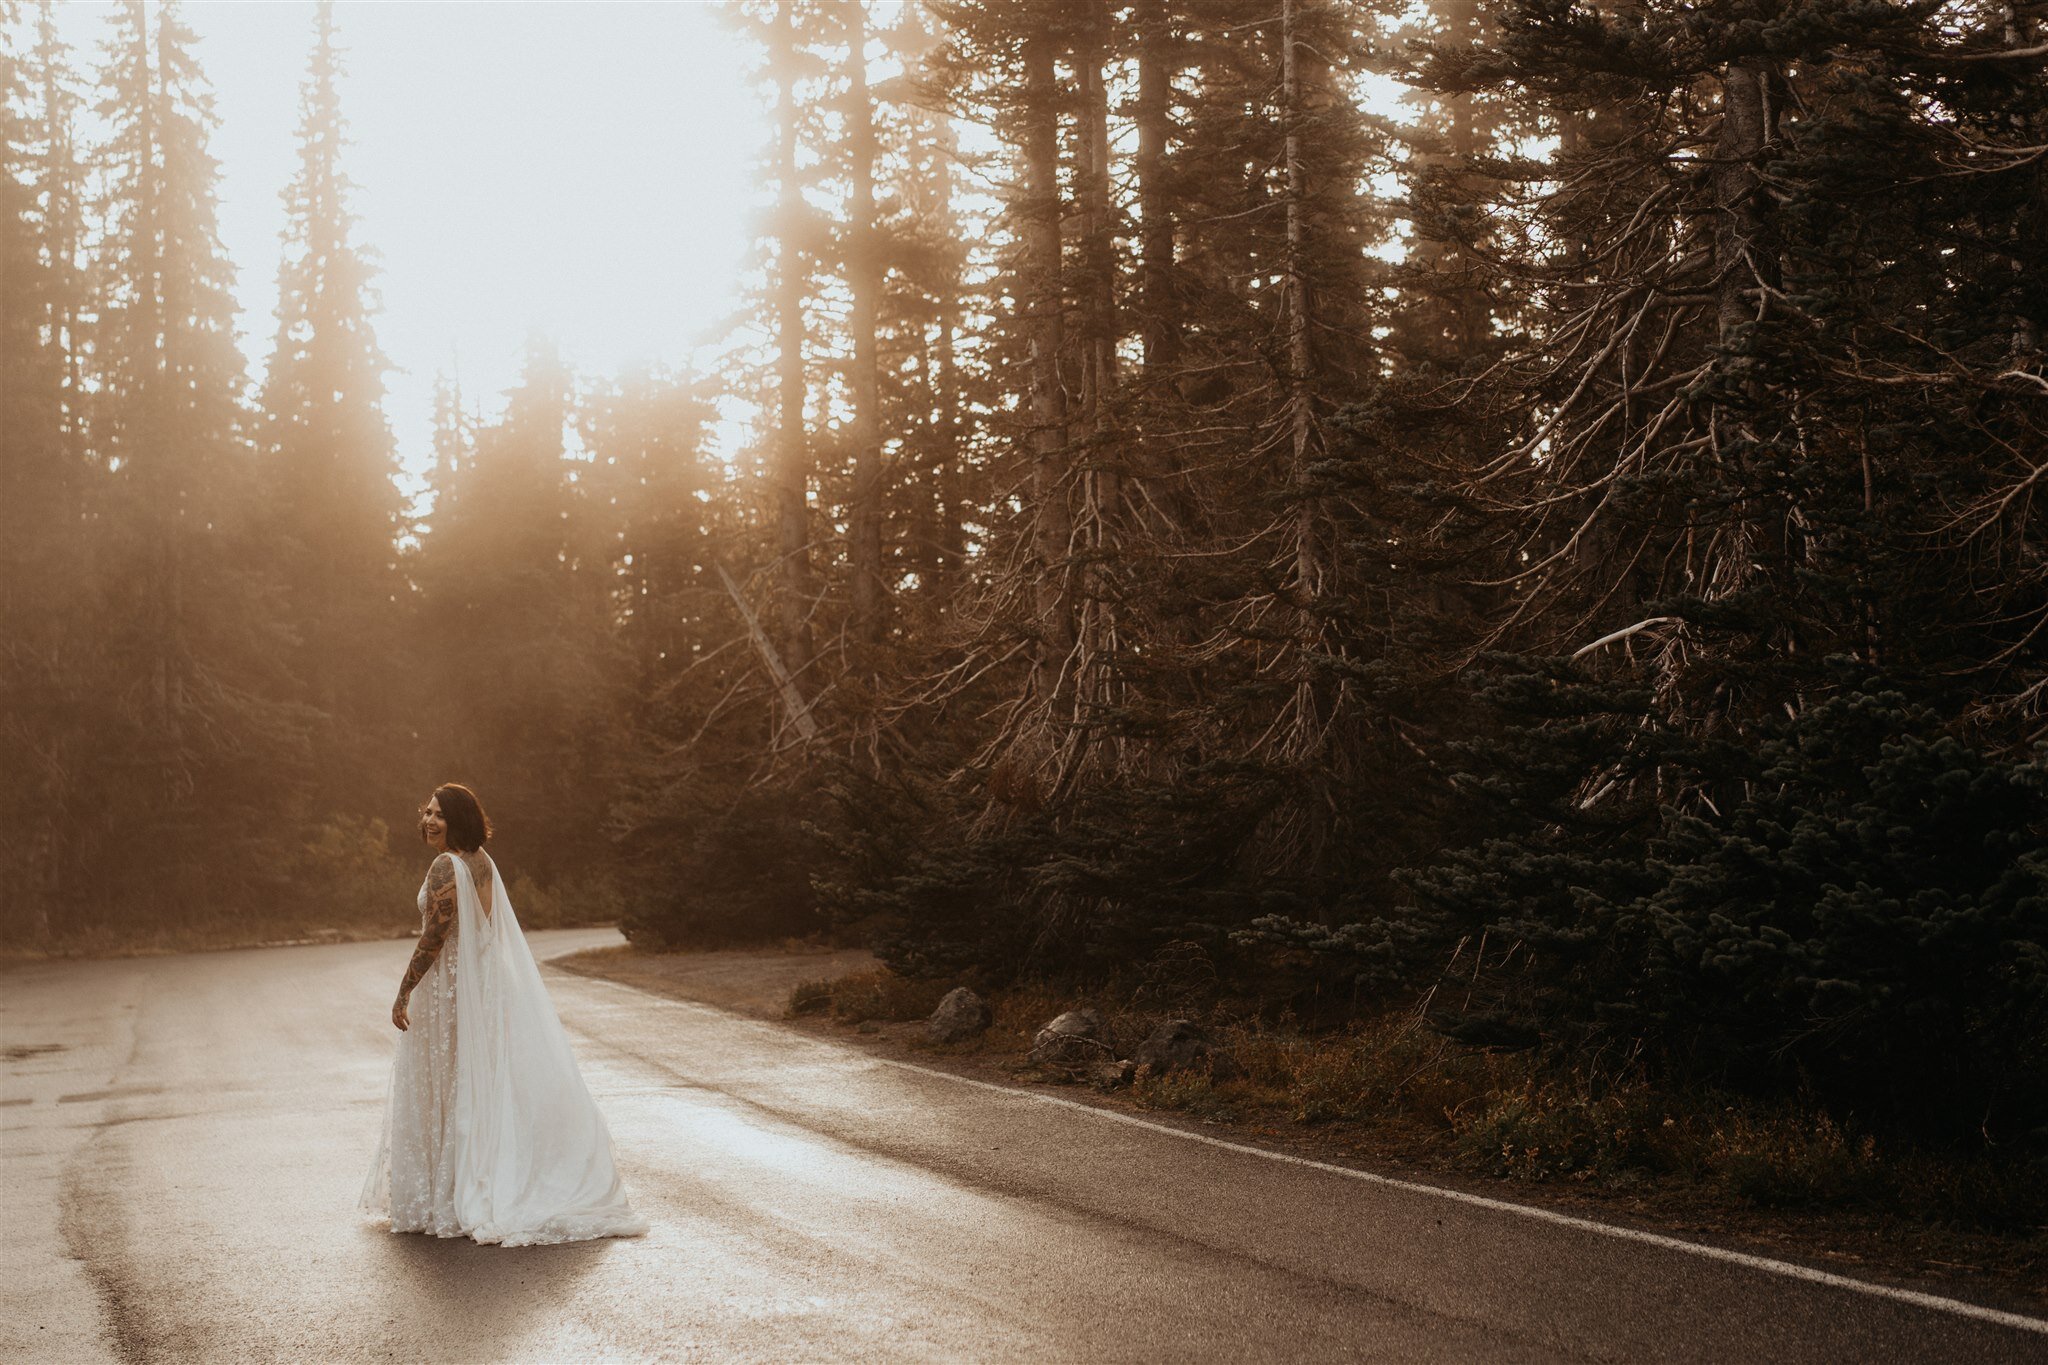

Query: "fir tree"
(1333, 0), (2048, 1139)
(0, 0), (83, 940)
(411, 340), (629, 888)
(576, 367), (720, 680)
(759, 0), (824, 687)
(84, 0), (314, 925)
(258, 0), (404, 821)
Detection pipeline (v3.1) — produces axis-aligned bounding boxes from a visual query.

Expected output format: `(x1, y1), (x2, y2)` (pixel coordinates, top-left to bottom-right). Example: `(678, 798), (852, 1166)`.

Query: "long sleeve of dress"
(399, 854), (458, 999)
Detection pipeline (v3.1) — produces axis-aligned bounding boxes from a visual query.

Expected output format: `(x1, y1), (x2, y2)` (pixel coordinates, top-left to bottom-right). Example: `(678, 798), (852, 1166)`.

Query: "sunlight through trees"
(2, 0), (2043, 1142)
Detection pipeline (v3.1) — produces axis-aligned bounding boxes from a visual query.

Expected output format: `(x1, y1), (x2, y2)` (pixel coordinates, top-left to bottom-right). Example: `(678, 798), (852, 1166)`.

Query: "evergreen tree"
(805, 0), (1459, 978)
(577, 367), (720, 680)
(0, 0), (87, 941)
(411, 341), (629, 889)
(1257, 0), (2048, 1137)
(258, 0), (403, 822)
(876, 1), (972, 614)
(1415, 0), (2046, 728)
(83, 0), (314, 926)
(584, 371), (814, 945)
(759, 0), (824, 688)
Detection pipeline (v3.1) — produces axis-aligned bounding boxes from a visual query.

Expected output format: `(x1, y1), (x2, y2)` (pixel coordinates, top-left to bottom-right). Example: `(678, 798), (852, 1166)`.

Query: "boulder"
(926, 987), (993, 1044)
(1029, 1008), (1111, 1068)
(1132, 1019), (1238, 1081)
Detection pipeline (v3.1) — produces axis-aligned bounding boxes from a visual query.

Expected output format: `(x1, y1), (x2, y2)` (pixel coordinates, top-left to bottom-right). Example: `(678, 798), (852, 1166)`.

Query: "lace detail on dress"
(362, 863), (464, 1235)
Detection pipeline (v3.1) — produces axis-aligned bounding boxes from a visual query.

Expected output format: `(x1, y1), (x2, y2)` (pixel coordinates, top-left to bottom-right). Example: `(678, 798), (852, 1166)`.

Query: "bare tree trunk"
(1068, 0), (1120, 777)
(37, 1), (84, 483)
(933, 293), (966, 599)
(1021, 23), (1073, 701)
(1134, 0), (1178, 375)
(2002, 3), (2041, 365)
(1412, 0), (1486, 360)
(1280, 0), (1327, 759)
(1074, 2), (1118, 523)
(716, 562), (819, 742)
(771, 0), (815, 681)
(1713, 57), (1775, 345)
(1712, 55), (1784, 578)
(1129, 0), (1191, 549)
(924, 102), (967, 602)
(846, 0), (887, 649)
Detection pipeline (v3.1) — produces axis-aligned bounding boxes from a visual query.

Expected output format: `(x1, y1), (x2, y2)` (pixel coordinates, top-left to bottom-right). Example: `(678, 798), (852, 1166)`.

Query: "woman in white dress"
(359, 783), (648, 1245)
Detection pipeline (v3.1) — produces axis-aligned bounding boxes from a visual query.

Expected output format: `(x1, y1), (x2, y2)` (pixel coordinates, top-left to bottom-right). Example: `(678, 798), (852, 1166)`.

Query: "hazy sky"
(48, 1), (766, 487)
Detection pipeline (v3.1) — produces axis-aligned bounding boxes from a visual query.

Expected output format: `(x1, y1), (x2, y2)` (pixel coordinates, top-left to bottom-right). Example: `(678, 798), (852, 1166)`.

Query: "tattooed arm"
(392, 854), (457, 1031)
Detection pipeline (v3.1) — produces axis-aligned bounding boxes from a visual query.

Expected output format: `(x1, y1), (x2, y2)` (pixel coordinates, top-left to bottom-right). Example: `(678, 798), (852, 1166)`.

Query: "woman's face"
(420, 796), (450, 853)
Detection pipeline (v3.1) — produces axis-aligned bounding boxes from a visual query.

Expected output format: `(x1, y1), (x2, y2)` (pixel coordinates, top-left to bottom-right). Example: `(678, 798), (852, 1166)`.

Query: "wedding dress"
(359, 850), (648, 1245)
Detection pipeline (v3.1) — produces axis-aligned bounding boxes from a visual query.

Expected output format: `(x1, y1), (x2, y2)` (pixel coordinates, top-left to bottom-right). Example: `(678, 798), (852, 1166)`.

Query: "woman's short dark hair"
(428, 783), (493, 852)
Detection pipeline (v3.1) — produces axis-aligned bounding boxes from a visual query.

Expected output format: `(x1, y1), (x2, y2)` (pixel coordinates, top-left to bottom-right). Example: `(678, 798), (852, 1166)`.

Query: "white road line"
(568, 972), (2048, 1337)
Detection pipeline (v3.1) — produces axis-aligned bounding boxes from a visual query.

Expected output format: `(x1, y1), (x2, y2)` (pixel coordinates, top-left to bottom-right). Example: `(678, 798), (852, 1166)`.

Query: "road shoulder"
(550, 943), (2048, 1323)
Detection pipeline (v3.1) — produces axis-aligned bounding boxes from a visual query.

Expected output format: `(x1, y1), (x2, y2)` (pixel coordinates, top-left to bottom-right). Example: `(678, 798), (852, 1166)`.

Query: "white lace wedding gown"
(359, 850), (648, 1245)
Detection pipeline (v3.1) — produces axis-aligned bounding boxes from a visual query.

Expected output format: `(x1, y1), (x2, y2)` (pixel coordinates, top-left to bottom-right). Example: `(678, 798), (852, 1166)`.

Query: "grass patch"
(1131, 1066), (1237, 1122)
(1199, 1016), (2048, 1234)
(788, 967), (953, 1024)
(789, 977), (837, 1016)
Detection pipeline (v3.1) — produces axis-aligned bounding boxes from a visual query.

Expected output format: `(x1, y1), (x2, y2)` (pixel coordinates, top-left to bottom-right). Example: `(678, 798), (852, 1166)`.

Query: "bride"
(359, 783), (648, 1245)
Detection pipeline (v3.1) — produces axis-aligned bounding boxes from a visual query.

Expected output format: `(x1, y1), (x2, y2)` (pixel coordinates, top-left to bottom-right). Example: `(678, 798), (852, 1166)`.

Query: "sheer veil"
(447, 853), (648, 1245)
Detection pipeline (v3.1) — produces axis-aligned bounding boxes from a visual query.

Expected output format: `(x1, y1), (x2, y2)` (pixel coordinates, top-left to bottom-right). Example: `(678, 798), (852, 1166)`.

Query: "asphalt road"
(4, 933), (2043, 1364)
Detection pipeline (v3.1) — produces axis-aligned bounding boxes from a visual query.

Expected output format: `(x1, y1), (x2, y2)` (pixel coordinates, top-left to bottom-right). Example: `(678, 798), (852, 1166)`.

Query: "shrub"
(1614, 692), (2048, 1139)
(621, 783), (827, 949)
(295, 815), (422, 933)
(784, 967), (951, 1024)
(1386, 676), (2048, 1146)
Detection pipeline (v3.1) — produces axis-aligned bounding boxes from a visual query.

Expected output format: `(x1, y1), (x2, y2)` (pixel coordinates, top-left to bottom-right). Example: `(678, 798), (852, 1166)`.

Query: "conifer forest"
(3, 0), (2045, 1155)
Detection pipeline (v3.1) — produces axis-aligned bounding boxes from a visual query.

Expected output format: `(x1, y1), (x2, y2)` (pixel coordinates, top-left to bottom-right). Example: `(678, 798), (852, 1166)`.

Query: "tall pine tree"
(259, 0), (405, 827)
(85, 0), (313, 927)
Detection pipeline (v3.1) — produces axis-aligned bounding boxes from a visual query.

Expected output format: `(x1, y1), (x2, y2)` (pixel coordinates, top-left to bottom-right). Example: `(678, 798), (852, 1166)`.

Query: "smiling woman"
(363, 780), (649, 1245)
(49, 0), (762, 484)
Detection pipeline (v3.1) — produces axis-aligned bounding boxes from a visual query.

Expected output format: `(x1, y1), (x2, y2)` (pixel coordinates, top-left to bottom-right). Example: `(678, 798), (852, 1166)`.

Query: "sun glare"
(48, 1), (765, 485)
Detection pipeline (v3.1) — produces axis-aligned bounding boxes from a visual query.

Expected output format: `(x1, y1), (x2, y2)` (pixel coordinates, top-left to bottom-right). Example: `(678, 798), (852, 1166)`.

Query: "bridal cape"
(359, 852), (648, 1245)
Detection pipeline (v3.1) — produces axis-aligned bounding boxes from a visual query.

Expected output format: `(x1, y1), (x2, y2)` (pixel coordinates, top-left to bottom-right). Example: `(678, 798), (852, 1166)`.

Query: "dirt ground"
(552, 942), (878, 1019)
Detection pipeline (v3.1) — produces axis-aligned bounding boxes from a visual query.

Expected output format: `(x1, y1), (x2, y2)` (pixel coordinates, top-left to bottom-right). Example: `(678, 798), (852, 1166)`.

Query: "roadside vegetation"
(781, 958), (2047, 1289)
(4, 815), (619, 961)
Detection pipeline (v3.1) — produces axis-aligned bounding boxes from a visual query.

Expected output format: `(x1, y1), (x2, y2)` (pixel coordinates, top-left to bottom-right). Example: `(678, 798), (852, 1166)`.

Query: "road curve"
(3, 934), (2042, 1364)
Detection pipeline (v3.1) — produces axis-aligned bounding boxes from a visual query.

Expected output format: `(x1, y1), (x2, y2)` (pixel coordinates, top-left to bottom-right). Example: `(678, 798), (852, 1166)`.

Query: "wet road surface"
(4, 933), (2044, 1363)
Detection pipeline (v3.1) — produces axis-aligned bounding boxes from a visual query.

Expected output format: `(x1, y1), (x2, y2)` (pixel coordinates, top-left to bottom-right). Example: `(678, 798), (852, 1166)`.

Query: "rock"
(1087, 1058), (1135, 1091)
(1132, 1019), (1238, 1081)
(1029, 1008), (1110, 1068)
(926, 987), (992, 1043)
